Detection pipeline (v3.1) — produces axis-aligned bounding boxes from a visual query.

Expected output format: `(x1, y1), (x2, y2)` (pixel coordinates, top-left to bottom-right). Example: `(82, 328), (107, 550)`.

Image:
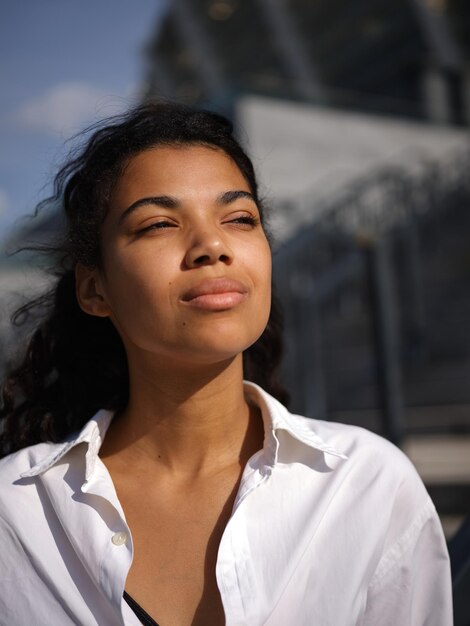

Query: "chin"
(188, 339), (258, 364)
(124, 315), (269, 367)
(173, 331), (265, 367)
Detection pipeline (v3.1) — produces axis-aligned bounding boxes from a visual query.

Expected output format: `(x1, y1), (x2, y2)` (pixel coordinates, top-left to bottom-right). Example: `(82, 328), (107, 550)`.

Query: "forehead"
(112, 145), (250, 202)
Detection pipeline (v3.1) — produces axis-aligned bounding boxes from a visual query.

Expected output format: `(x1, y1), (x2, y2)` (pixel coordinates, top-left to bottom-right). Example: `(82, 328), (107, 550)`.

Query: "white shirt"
(0, 382), (452, 626)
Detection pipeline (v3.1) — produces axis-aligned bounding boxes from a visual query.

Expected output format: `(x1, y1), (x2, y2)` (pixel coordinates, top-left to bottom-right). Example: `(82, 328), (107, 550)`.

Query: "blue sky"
(0, 0), (167, 240)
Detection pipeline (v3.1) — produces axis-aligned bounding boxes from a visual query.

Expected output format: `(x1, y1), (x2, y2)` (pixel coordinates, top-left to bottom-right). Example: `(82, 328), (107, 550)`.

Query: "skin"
(75, 145), (272, 626)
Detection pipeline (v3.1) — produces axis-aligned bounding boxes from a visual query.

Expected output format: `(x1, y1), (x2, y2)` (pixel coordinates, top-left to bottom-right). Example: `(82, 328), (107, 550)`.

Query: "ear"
(75, 263), (111, 318)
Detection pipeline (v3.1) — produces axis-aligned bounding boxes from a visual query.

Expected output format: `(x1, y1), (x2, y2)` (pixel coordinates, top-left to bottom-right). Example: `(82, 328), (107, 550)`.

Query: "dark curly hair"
(0, 102), (288, 458)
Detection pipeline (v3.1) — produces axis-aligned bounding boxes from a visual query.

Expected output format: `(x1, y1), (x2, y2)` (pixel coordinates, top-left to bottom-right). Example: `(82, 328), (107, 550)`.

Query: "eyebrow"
(119, 190), (256, 224)
(217, 190), (256, 205)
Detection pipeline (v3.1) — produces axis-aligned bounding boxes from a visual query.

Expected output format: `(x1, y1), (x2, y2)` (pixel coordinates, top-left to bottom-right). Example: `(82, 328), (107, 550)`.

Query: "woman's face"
(79, 145), (272, 368)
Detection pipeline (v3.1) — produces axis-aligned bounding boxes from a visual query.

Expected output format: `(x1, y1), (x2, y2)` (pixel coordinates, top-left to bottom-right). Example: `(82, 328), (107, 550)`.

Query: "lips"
(181, 277), (248, 311)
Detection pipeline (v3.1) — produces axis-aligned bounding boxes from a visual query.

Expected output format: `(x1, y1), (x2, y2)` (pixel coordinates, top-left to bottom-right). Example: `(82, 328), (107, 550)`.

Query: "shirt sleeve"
(360, 498), (453, 626)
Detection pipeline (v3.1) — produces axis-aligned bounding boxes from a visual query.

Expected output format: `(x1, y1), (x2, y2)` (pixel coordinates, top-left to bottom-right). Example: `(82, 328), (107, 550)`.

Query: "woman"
(0, 103), (452, 625)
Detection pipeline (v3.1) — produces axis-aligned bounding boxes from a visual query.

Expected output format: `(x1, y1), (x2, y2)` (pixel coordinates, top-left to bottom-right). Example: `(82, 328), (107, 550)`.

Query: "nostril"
(194, 254), (210, 265)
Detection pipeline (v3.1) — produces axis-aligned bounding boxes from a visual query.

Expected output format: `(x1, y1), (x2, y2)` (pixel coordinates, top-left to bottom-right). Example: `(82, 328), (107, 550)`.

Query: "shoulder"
(289, 412), (439, 541)
(297, 413), (413, 471)
(0, 441), (60, 522)
(0, 445), (49, 577)
(296, 412), (427, 497)
(0, 440), (55, 480)
(0, 444), (38, 486)
(250, 382), (425, 501)
(254, 387), (450, 591)
(289, 413), (447, 572)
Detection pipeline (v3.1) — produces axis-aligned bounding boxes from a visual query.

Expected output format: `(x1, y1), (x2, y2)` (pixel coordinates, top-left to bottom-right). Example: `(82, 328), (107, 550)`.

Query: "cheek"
(256, 239), (272, 287)
(251, 242), (272, 321)
(101, 250), (176, 326)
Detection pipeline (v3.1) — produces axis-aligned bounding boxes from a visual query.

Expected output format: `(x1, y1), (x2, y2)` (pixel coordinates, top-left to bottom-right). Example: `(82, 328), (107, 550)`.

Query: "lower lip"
(183, 292), (246, 311)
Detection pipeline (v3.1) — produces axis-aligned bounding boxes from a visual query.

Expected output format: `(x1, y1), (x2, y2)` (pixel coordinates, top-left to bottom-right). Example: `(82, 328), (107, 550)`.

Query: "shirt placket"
(81, 458), (135, 625)
(217, 456), (271, 626)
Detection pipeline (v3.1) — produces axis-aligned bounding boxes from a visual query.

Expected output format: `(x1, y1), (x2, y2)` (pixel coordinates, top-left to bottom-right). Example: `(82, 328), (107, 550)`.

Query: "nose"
(184, 228), (234, 268)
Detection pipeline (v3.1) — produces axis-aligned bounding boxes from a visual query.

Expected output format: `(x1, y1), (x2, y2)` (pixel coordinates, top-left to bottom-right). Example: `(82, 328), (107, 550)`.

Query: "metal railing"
(273, 147), (470, 445)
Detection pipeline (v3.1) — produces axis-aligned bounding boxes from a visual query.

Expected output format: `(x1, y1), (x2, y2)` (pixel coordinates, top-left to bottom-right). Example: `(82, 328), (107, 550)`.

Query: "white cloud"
(15, 82), (126, 136)
(0, 188), (9, 215)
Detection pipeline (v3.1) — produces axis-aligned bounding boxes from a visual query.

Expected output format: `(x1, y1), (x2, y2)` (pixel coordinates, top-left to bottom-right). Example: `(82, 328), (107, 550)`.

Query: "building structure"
(144, 0), (470, 125)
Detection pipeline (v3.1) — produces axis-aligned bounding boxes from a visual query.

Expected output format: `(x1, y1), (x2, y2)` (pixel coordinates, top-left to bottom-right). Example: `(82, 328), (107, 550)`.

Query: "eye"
(136, 220), (177, 235)
(223, 214), (260, 229)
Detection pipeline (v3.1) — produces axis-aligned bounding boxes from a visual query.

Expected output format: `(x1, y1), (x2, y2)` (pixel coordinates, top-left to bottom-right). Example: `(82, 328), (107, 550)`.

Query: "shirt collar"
(244, 382), (348, 465)
(20, 409), (114, 480)
(20, 382), (347, 480)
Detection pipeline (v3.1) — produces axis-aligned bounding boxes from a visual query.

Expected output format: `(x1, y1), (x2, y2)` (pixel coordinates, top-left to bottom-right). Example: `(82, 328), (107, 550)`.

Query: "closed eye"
(136, 220), (177, 234)
(224, 215), (260, 228)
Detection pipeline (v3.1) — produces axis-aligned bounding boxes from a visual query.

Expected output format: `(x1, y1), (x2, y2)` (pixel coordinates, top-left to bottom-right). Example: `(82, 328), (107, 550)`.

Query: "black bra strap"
(123, 591), (161, 626)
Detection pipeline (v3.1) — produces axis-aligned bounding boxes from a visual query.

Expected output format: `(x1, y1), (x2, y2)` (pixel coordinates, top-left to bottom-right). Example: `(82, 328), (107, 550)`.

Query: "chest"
(113, 469), (241, 626)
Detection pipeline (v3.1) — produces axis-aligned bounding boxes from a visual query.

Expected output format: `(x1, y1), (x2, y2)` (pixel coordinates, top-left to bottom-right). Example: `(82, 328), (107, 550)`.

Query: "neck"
(100, 353), (264, 476)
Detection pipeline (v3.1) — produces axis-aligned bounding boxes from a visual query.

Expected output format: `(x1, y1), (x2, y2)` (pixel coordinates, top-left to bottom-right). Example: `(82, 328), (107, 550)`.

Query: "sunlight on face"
(95, 145), (272, 368)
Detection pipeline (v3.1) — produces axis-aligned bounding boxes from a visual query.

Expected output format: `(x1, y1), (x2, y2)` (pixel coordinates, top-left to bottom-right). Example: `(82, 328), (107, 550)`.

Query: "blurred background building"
(1, 1), (470, 596)
(144, 0), (470, 123)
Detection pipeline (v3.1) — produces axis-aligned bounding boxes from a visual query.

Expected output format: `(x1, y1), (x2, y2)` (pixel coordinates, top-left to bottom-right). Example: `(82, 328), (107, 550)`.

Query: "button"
(111, 531), (128, 546)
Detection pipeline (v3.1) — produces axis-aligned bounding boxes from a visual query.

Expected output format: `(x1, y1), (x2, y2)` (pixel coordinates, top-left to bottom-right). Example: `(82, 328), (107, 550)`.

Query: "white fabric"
(0, 382), (452, 625)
